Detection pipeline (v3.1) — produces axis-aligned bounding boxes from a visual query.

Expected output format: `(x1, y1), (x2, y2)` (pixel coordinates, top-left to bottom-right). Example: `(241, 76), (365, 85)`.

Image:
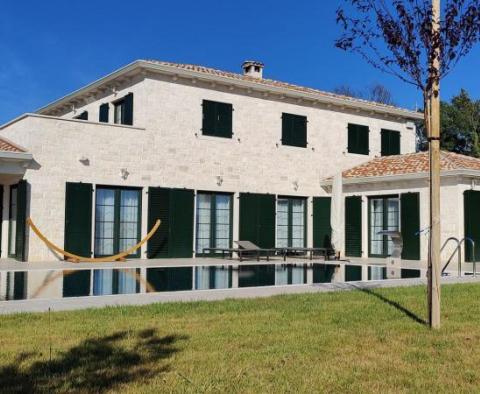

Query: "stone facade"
(0, 63), (419, 262)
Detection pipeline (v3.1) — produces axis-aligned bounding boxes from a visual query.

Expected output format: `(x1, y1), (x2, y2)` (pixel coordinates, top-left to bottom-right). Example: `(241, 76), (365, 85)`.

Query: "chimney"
(242, 60), (264, 79)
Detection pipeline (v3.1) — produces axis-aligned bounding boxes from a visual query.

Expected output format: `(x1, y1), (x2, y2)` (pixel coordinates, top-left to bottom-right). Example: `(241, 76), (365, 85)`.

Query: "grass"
(1, 284), (480, 393)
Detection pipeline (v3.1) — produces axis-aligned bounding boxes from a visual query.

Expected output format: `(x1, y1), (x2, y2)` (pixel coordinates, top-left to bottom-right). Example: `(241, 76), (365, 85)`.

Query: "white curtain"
(330, 172), (344, 254)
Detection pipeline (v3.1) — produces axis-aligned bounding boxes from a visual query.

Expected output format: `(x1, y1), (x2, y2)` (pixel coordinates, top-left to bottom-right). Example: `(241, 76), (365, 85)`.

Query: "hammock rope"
(27, 217), (160, 263)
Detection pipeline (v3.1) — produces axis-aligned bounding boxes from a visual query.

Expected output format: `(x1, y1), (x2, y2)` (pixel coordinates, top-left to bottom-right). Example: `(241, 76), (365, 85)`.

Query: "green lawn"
(1, 284), (480, 393)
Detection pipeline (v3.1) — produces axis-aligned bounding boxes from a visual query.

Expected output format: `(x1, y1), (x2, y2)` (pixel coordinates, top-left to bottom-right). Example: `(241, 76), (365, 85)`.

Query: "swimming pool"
(0, 262), (423, 302)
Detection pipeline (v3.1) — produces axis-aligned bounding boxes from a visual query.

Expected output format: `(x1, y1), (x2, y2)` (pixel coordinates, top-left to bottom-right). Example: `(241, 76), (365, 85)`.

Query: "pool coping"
(1, 275), (480, 315)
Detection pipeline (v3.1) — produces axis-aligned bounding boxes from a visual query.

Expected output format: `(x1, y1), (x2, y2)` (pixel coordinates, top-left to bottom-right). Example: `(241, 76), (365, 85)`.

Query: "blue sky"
(1, 0), (480, 124)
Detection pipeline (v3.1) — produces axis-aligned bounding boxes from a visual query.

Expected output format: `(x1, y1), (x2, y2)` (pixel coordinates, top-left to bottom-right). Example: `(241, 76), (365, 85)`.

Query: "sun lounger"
(202, 240), (278, 262)
(278, 247), (337, 261)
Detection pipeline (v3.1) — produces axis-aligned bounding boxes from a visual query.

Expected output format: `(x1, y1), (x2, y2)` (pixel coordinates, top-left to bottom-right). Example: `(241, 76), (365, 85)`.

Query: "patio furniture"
(202, 240), (278, 262)
(278, 246), (337, 261)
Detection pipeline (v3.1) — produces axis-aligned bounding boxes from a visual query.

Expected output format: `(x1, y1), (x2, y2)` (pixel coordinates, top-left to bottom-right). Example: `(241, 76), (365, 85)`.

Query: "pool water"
(0, 263), (422, 302)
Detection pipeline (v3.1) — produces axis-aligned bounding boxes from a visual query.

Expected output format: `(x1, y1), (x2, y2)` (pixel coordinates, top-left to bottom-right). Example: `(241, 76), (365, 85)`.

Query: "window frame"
(367, 195), (401, 258)
(276, 196), (307, 248)
(195, 192), (233, 257)
(113, 99), (126, 125)
(94, 186), (142, 258)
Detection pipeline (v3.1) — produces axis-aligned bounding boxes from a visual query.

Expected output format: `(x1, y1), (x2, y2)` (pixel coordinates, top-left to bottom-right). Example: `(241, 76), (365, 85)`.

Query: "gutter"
(320, 169), (480, 186)
(35, 60), (423, 121)
(0, 151), (33, 161)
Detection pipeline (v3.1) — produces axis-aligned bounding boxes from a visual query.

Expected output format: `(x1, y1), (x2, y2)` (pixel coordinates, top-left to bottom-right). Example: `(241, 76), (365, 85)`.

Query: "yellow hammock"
(27, 217), (161, 263)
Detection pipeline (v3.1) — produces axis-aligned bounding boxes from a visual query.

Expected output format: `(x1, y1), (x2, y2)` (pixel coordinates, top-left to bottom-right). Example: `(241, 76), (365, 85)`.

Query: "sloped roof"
(0, 137), (25, 153)
(341, 151), (480, 179)
(35, 59), (422, 120)
(145, 60), (415, 114)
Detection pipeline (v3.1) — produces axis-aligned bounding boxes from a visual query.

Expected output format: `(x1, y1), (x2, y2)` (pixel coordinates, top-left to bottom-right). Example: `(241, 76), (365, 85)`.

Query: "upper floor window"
(381, 129), (401, 156)
(202, 100), (233, 138)
(113, 93), (134, 126)
(99, 103), (109, 123)
(348, 123), (369, 155)
(282, 113), (307, 148)
(74, 111), (88, 121)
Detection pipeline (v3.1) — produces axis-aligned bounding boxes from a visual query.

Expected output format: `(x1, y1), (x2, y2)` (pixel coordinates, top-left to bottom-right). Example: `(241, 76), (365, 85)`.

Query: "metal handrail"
(440, 237), (477, 278)
(440, 237), (461, 276)
(459, 237), (476, 278)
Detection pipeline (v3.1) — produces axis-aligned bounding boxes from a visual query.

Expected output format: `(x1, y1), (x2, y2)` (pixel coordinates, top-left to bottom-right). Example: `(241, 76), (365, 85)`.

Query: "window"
(369, 196), (400, 257)
(348, 123), (369, 155)
(202, 100), (233, 138)
(94, 187), (141, 257)
(99, 103), (109, 123)
(381, 129), (401, 156)
(282, 113), (307, 147)
(276, 197), (306, 248)
(8, 185), (17, 257)
(195, 192), (232, 255)
(74, 111), (88, 120)
(113, 93), (134, 125)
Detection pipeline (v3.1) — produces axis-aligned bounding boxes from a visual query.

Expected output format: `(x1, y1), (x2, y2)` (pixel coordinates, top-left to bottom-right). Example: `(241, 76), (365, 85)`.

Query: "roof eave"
(37, 60), (423, 121)
(320, 169), (480, 186)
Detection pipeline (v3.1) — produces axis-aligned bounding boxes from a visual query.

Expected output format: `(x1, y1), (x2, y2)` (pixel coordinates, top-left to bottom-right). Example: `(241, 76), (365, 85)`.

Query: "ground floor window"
(276, 197), (306, 248)
(369, 196), (400, 257)
(94, 187), (141, 257)
(195, 192), (232, 255)
(8, 185), (17, 257)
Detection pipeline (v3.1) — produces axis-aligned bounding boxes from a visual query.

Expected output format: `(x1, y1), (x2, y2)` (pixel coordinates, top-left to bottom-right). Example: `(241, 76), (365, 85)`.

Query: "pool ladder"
(440, 237), (476, 277)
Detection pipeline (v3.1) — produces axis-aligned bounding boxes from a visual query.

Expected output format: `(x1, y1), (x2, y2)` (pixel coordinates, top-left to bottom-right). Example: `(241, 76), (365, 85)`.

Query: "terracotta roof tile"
(144, 60), (417, 114)
(0, 137), (25, 153)
(340, 151), (480, 179)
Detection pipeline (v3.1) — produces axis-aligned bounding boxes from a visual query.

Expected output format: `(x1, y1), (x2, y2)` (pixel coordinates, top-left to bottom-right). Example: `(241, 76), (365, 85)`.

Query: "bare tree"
(367, 84), (396, 105)
(334, 83), (396, 105)
(335, 0), (480, 329)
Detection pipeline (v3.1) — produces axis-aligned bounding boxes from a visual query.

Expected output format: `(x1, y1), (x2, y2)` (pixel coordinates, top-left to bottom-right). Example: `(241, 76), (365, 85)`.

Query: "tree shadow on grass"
(0, 328), (188, 393)
(358, 287), (428, 326)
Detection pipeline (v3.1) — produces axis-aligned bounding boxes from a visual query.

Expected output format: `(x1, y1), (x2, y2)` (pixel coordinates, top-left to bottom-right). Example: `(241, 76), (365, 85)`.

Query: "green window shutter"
(65, 182), (93, 258)
(202, 100), (217, 136)
(348, 124), (369, 155)
(313, 197), (332, 248)
(202, 100), (232, 138)
(281, 113), (292, 145)
(15, 180), (28, 261)
(381, 129), (400, 156)
(258, 194), (276, 248)
(74, 111), (88, 120)
(282, 113), (307, 147)
(170, 189), (194, 257)
(99, 103), (109, 123)
(123, 93), (134, 125)
(216, 102), (233, 138)
(147, 188), (194, 258)
(147, 187), (171, 258)
(401, 193), (420, 260)
(239, 193), (275, 248)
(345, 196), (362, 257)
(464, 190), (480, 262)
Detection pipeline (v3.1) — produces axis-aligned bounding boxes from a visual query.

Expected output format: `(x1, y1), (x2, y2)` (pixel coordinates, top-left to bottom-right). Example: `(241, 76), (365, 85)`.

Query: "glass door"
(369, 196), (400, 257)
(94, 187), (141, 257)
